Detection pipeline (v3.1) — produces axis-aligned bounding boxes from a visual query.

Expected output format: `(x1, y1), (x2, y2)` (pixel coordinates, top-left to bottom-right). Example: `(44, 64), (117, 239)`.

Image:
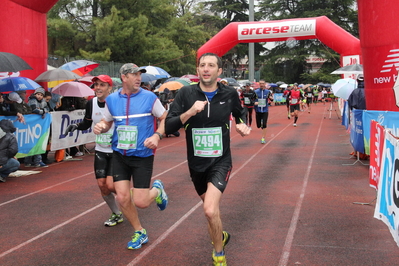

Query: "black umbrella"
(0, 52), (33, 72)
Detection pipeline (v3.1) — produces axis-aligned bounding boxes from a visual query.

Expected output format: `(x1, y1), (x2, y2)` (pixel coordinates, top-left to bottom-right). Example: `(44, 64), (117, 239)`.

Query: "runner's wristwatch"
(154, 132), (163, 140)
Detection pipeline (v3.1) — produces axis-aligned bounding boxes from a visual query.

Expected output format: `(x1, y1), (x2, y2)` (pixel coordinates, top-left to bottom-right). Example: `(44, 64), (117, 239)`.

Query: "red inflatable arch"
(198, 16), (360, 59)
(0, 0), (59, 80)
(197, 11), (399, 112)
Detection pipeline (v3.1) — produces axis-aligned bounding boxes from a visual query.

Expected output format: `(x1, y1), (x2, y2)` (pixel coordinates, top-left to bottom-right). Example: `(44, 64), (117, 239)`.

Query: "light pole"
(248, 0), (255, 82)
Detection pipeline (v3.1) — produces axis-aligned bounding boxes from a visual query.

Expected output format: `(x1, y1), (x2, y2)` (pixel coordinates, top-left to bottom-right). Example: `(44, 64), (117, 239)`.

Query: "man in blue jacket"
(254, 80), (273, 144)
(94, 63), (168, 250)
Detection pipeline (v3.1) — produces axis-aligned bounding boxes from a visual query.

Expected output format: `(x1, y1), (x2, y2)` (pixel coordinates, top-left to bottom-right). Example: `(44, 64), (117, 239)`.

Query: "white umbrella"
(331, 64), (363, 75)
(279, 84), (288, 89)
(331, 78), (356, 100)
(140, 66), (171, 79)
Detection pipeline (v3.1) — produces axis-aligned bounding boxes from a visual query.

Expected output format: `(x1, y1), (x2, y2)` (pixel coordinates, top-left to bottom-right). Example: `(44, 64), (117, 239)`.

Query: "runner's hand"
(144, 135), (159, 150)
(188, 100), (207, 116)
(236, 123), (251, 137)
(94, 122), (107, 135)
(64, 124), (78, 135)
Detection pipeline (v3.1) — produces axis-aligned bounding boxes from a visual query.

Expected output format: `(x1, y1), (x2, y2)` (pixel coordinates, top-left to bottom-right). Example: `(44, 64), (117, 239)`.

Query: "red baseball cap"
(92, 75), (112, 86)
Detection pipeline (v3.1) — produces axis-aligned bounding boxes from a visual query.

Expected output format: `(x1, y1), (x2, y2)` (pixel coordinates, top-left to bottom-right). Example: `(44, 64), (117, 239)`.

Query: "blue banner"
(273, 93), (286, 103)
(0, 114), (52, 157)
(362, 110), (399, 154)
(350, 109), (364, 153)
(341, 101), (349, 130)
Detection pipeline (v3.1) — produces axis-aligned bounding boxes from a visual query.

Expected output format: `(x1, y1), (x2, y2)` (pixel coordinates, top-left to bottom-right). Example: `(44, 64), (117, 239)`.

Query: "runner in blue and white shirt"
(254, 80), (273, 144)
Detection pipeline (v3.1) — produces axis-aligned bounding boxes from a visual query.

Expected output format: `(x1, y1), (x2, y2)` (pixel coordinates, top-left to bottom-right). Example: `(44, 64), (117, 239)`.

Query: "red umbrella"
(181, 74), (200, 82)
(60, 60), (99, 76)
(78, 74), (95, 86)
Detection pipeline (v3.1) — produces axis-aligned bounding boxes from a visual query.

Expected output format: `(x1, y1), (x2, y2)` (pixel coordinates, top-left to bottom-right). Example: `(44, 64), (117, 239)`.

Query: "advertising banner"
(238, 19), (316, 41)
(0, 114), (52, 157)
(369, 121), (385, 190)
(273, 93), (286, 103)
(50, 110), (95, 151)
(341, 101), (349, 130)
(362, 110), (399, 155)
(349, 109), (364, 154)
(374, 130), (399, 246)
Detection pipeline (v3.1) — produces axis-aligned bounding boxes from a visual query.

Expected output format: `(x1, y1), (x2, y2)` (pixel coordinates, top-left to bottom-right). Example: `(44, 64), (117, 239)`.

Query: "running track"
(1, 102), (399, 266)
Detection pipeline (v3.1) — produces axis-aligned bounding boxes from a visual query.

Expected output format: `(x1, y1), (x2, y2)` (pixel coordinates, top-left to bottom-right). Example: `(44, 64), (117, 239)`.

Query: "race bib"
(307, 93), (312, 97)
(244, 97), (251, 105)
(291, 98), (298, 104)
(116, 125), (138, 150)
(192, 127), (223, 157)
(258, 98), (267, 107)
(96, 133), (112, 148)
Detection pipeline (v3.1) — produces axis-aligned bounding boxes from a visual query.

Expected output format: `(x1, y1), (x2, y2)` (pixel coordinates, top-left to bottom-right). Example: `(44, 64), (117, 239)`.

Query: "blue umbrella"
(164, 77), (180, 82)
(0, 77), (42, 92)
(269, 83), (277, 87)
(141, 66), (171, 79)
(141, 73), (158, 83)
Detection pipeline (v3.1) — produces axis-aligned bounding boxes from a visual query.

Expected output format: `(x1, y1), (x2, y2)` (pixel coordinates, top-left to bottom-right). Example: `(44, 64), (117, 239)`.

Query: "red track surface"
(1, 102), (399, 265)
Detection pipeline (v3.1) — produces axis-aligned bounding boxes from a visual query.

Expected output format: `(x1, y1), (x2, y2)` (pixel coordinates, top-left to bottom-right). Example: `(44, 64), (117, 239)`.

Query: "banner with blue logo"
(273, 93), (286, 103)
(349, 109), (364, 154)
(341, 101), (349, 130)
(374, 130), (399, 246)
(362, 110), (399, 155)
(0, 114), (52, 157)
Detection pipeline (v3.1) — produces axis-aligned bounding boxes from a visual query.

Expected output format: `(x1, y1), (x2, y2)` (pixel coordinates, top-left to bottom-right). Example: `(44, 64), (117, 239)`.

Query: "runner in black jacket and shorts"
(165, 53), (250, 266)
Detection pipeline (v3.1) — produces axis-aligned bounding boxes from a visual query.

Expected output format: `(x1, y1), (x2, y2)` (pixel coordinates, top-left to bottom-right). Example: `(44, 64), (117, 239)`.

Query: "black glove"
(64, 124), (78, 136)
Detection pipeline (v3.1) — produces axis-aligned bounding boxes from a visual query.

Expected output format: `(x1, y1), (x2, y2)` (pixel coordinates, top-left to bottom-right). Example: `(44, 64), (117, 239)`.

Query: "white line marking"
(127, 123), (292, 265)
(278, 115), (324, 266)
(0, 172), (93, 207)
(0, 202), (105, 259)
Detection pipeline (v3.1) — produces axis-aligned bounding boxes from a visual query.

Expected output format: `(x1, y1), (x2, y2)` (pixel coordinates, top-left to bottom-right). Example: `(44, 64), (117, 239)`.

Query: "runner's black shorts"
(255, 111), (269, 129)
(112, 151), (154, 188)
(94, 151), (113, 179)
(306, 97), (312, 105)
(189, 157), (232, 196)
(290, 104), (300, 113)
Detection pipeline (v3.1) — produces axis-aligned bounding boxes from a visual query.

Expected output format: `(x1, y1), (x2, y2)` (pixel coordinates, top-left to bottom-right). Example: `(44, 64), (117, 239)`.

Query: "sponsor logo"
(372, 49), (399, 86)
(220, 101), (225, 104)
(380, 49), (399, 73)
(238, 20), (316, 40)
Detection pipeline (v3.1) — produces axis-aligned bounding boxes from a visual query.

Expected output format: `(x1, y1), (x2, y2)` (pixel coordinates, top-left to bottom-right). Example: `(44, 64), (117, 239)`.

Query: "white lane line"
(127, 124), (292, 265)
(278, 114), (324, 266)
(0, 172), (93, 207)
(0, 202), (105, 259)
(0, 162), (187, 258)
(127, 201), (203, 266)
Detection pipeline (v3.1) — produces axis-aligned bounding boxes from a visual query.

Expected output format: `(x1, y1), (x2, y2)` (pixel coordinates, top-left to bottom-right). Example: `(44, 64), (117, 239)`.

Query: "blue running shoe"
(152, 180), (168, 211)
(127, 229), (148, 250)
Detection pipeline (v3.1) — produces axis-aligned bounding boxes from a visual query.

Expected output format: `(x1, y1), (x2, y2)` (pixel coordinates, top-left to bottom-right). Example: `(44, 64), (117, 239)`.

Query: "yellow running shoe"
(212, 250), (227, 266)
